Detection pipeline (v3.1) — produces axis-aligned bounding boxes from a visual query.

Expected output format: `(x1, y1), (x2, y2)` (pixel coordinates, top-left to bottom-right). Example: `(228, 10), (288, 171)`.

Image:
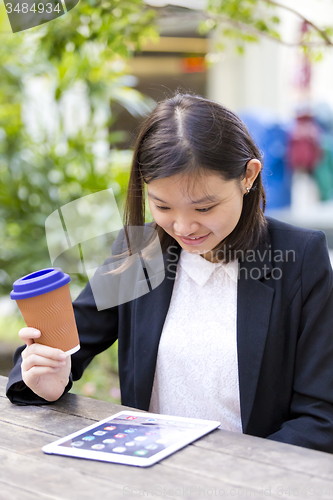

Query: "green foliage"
(199, 0), (330, 54)
(72, 341), (120, 403)
(0, 311), (26, 345)
(0, 0), (158, 294)
(199, 0), (281, 53)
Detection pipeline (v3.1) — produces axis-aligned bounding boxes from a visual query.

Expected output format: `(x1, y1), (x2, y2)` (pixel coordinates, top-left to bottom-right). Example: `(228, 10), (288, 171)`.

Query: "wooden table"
(1, 375), (333, 499)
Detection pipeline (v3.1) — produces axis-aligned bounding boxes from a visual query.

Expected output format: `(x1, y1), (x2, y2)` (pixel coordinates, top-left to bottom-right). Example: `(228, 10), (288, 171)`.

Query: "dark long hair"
(122, 92), (268, 263)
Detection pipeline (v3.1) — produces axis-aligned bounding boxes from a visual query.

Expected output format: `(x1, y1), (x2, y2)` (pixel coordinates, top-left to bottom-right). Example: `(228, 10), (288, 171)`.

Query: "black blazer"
(6, 216), (333, 453)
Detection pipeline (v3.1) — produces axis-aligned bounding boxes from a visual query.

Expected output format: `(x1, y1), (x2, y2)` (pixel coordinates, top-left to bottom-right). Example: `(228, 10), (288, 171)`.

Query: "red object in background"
(297, 21), (312, 90)
(286, 114), (322, 173)
(292, 21), (312, 93)
(299, 54), (311, 90)
(182, 57), (206, 73)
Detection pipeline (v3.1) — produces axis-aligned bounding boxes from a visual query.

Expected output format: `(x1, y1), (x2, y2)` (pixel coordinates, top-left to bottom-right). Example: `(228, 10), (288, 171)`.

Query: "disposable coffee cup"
(10, 268), (80, 356)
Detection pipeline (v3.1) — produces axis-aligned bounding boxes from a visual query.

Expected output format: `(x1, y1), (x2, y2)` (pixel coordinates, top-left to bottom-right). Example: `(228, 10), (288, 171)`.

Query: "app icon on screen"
(134, 436), (147, 442)
(134, 450), (148, 456)
(113, 447), (126, 453)
(114, 433), (126, 438)
(103, 439), (116, 444)
(145, 444), (158, 450)
(93, 431), (107, 436)
(91, 444), (105, 450)
(125, 441), (136, 447)
(124, 428), (135, 434)
(82, 436), (95, 441)
(104, 426), (116, 431)
(71, 441), (84, 447)
(126, 416), (137, 420)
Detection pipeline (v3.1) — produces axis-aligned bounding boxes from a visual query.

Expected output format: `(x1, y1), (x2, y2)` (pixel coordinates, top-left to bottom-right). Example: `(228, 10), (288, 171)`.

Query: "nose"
(174, 219), (199, 237)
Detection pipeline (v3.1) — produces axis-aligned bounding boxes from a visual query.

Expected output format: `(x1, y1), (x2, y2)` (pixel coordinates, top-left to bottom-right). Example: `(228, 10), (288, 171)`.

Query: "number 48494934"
(5, 3), (61, 13)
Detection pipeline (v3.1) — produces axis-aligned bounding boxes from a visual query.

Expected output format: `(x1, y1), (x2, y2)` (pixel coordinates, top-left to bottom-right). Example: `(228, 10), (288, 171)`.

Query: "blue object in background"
(313, 103), (333, 201)
(240, 111), (292, 210)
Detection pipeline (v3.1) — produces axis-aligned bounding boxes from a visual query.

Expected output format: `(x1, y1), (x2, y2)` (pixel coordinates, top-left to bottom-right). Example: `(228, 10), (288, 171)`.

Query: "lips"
(184, 235), (207, 239)
(178, 233), (211, 245)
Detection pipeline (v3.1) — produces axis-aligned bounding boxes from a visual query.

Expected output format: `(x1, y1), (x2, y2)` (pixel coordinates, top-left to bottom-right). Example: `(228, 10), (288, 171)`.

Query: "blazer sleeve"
(5, 279), (118, 405)
(266, 230), (333, 452)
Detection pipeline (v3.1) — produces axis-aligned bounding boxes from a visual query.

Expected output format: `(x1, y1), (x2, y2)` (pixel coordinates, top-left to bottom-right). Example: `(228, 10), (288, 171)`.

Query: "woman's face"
(147, 171), (251, 261)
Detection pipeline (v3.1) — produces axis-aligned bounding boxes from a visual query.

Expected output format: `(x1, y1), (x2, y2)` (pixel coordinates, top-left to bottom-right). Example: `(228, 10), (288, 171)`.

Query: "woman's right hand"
(19, 327), (71, 402)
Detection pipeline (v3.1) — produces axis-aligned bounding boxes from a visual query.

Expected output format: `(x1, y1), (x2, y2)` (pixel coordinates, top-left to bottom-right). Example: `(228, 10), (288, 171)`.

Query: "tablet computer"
(42, 411), (220, 467)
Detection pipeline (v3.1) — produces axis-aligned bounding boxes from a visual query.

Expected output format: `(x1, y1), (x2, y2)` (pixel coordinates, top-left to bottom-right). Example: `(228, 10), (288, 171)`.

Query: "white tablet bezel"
(42, 411), (220, 467)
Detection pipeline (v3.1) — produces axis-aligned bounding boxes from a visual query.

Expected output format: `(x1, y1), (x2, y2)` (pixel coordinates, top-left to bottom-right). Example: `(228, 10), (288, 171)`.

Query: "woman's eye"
(155, 205), (215, 212)
(196, 206), (214, 213)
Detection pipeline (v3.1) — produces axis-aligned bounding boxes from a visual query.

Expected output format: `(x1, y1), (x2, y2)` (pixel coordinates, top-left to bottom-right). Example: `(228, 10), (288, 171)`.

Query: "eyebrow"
(147, 192), (220, 204)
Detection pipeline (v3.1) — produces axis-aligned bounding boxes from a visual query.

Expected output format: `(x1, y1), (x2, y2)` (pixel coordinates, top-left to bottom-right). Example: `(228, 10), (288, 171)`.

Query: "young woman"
(7, 93), (333, 453)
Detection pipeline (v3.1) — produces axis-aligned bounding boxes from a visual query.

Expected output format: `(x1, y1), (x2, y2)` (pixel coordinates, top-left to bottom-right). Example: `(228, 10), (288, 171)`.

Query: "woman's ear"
(241, 159), (261, 194)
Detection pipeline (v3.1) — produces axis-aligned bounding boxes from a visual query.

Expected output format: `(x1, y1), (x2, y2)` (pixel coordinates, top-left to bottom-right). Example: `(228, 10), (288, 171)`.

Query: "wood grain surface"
(1, 376), (333, 500)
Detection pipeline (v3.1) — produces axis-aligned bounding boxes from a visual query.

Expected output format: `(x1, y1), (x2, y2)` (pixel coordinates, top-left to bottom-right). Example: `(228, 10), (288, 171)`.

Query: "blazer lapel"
(237, 242), (275, 433)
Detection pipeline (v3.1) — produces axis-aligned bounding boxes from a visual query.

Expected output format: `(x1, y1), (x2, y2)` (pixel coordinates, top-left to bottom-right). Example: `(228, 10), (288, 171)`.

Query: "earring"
(246, 184), (252, 194)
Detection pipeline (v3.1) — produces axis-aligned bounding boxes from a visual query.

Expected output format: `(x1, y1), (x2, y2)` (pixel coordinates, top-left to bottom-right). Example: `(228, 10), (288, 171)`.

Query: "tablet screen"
(42, 411), (220, 467)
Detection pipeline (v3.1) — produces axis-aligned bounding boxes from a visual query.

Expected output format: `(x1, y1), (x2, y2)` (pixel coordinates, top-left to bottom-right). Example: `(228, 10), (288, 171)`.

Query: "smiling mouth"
(184, 235), (207, 240)
(177, 233), (211, 244)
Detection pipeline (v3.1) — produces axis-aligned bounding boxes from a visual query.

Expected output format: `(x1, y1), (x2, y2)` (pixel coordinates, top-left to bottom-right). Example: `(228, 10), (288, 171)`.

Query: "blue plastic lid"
(10, 268), (71, 300)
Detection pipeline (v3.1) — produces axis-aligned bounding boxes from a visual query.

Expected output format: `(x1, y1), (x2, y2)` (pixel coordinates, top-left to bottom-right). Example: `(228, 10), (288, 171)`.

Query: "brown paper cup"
(16, 283), (80, 355)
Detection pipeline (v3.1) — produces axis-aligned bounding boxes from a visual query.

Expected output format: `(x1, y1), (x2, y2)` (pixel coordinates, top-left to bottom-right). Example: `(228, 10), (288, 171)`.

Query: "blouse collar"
(179, 249), (238, 287)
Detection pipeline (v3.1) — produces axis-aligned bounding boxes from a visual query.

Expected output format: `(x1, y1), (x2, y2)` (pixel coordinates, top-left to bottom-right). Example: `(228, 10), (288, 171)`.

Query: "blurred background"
(1, 0), (333, 401)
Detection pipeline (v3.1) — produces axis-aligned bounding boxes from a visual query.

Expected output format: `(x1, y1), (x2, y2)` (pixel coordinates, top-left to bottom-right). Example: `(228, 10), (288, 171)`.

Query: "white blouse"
(148, 249), (243, 433)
